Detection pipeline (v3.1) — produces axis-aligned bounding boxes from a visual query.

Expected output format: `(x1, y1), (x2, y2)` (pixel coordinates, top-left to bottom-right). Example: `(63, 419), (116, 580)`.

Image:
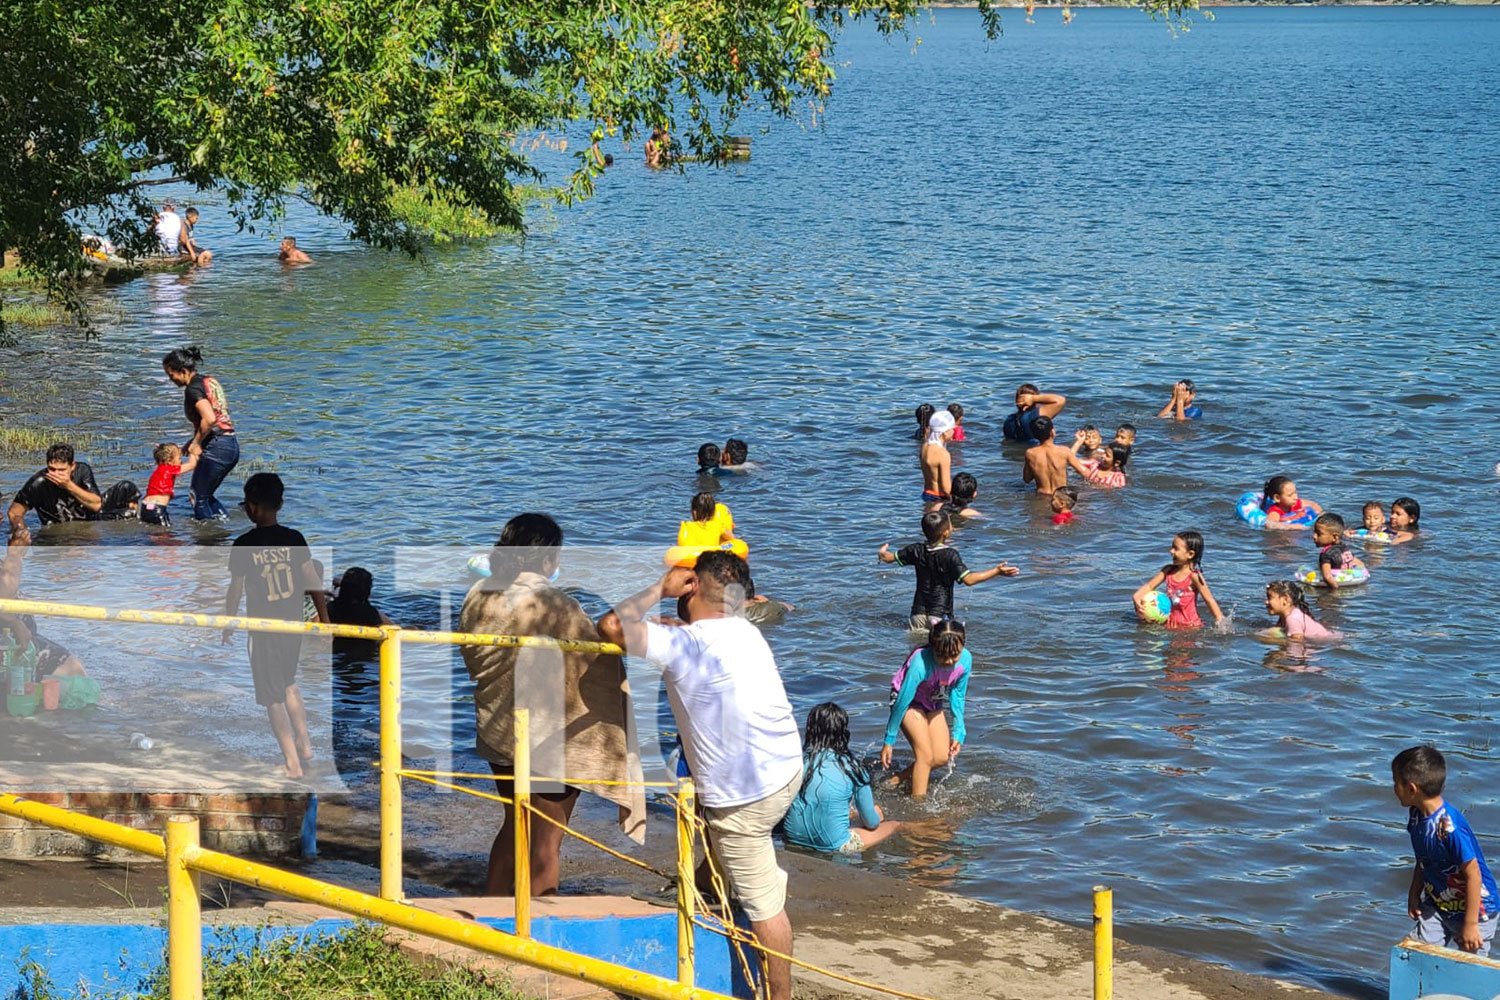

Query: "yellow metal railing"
(0, 596), (725, 1000)
(0, 595), (1120, 1000)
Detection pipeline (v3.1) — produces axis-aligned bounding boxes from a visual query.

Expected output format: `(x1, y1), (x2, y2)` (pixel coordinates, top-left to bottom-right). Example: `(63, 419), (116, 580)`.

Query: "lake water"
(4, 6), (1500, 995)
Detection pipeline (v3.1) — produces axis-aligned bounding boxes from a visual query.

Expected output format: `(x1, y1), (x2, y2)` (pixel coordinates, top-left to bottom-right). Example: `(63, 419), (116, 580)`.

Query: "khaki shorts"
(703, 770), (803, 922)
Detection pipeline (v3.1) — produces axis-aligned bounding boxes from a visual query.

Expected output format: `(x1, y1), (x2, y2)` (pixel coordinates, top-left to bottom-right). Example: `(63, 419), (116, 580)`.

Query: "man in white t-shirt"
(154, 202), (183, 255)
(599, 550), (802, 1000)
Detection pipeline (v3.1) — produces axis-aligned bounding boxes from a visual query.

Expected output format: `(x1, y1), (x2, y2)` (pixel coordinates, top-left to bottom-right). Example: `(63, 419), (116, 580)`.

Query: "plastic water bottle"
(3, 629), (22, 697)
(129, 733), (154, 750)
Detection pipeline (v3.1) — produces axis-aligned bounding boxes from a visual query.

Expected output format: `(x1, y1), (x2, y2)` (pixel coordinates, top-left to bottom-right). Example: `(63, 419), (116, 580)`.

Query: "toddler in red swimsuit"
(141, 443), (198, 526)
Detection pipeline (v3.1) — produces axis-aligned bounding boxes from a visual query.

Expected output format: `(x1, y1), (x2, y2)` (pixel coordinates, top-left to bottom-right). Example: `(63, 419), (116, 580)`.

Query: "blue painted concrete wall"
(479, 914), (744, 996)
(0, 920), (350, 998)
(1390, 940), (1500, 1000)
(1, 914), (746, 999)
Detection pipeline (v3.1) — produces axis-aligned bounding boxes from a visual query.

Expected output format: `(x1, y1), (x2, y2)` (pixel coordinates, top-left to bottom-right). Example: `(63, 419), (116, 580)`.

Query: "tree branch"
(120, 174), (189, 191)
(127, 153), (174, 172)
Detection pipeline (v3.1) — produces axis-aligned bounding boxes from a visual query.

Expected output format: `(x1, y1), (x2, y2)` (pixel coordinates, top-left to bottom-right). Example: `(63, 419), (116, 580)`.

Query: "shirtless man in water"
(1023, 415), (1090, 496)
(920, 411), (956, 506)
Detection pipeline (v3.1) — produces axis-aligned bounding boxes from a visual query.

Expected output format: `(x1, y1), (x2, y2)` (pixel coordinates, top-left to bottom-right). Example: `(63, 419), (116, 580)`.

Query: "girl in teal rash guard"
(880, 620), (971, 799)
(781, 703), (902, 854)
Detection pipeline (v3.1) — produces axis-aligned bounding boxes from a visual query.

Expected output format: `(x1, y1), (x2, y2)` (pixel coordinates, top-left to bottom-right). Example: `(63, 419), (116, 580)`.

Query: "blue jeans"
(190, 434), (239, 520)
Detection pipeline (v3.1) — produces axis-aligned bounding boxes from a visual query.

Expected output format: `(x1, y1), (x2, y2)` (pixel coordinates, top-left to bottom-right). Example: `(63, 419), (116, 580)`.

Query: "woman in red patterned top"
(162, 345), (239, 521)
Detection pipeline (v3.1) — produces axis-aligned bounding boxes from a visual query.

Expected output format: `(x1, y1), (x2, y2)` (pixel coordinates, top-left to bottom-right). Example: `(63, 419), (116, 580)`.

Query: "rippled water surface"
(5, 7), (1500, 994)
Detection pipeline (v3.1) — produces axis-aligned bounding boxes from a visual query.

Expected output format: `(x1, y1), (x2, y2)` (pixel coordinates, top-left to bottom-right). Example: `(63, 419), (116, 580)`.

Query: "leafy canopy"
(0, 0), (1198, 314)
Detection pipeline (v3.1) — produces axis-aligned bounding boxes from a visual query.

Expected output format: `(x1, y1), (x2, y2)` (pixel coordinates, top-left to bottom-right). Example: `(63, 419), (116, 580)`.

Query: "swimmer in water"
(1263, 580), (1335, 640)
(946, 403), (967, 443)
(718, 437), (758, 472)
(1051, 486), (1078, 524)
(939, 472), (982, 520)
(1386, 497), (1420, 543)
(1112, 424), (1136, 467)
(278, 237), (312, 265)
(880, 620), (971, 799)
(1261, 476), (1323, 529)
(678, 491), (735, 547)
(1159, 380), (1201, 421)
(920, 411), (956, 505)
(696, 442), (721, 474)
(1133, 531), (1225, 630)
(912, 403), (935, 442)
(1022, 415), (1091, 496)
(1082, 443), (1128, 489)
(1071, 425), (1103, 461)
(1313, 513), (1367, 588)
(1346, 501), (1388, 539)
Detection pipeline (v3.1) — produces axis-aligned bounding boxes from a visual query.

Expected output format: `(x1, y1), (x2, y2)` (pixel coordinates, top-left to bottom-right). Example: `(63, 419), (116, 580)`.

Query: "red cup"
(40, 678), (60, 711)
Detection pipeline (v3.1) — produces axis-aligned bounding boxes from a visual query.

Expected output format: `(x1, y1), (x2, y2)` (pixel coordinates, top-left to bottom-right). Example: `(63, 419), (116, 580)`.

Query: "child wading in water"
(140, 442), (198, 526)
(1133, 531), (1225, 629)
(782, 703), (902, 854)
(881, 620), (971, 798)
(1081, 443), (1128, 488)
(878, 512), (1018, 631)
(1263, 580), (1334, 640)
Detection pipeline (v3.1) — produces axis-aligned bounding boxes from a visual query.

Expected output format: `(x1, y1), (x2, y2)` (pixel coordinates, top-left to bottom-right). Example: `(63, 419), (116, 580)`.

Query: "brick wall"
(0, 790), (310, 859)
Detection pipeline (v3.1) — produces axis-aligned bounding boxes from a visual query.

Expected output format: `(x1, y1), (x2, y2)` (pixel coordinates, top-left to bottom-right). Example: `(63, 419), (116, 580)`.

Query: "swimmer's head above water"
(696, 442), (720, 470)
(1051, 486), (1078, 513)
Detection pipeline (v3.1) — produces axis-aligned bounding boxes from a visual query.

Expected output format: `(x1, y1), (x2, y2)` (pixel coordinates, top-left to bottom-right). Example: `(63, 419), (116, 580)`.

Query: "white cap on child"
(926, 411), (956, 444)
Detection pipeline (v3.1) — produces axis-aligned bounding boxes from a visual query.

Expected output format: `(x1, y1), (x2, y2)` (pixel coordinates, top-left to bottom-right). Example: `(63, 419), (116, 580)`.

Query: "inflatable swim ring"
(1350, 528), (1395, 544)
(1298, 564), (1370, 588)
(466, 553), (492, 579)
(1137, 590), (1171, 624)
(1235, 491), (1317, 529)
(664, 539), (750, 568)
(1235, 491), (1268, 528)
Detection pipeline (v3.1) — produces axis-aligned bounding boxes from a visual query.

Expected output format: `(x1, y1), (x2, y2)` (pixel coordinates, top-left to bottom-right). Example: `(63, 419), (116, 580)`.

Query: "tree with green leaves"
(0, 0), (1196, 331)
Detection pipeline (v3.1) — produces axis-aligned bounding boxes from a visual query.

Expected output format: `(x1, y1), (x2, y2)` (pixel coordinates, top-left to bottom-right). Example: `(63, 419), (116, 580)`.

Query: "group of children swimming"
(765, 382), (1439, 900)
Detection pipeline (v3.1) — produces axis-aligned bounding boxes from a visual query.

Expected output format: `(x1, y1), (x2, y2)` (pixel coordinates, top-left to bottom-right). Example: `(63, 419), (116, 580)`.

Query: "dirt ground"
(0, 791), (1340, 1000)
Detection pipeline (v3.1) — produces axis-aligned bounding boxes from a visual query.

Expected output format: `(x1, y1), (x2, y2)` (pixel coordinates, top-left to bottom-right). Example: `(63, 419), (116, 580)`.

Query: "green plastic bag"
(58, 676), (101, 709)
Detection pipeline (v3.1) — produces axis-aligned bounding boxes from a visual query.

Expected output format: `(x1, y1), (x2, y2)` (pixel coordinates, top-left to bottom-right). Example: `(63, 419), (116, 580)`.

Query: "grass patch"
(17, 922), (532, 1000)
(0, 425), (97, 457)
(1, 301), (69, 327)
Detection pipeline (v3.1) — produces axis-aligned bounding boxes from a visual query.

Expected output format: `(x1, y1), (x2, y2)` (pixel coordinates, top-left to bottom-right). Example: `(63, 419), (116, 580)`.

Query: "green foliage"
(16, 923), (529, 1000)
(0, 0), (1199, 326)
(388, 186), (508, 245)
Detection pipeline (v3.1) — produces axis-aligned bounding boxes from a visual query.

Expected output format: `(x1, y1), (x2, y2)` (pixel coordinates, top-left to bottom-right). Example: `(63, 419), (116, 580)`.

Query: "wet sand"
(1, 790), (1339, 1000)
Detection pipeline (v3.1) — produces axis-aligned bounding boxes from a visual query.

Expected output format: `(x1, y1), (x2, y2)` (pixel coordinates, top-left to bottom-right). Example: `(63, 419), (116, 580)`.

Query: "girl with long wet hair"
(782, 702), (901, 854)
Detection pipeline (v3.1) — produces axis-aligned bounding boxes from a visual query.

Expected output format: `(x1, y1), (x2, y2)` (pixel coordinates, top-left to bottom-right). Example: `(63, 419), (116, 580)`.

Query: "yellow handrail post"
(379, 627), (404, 902)
(166, 815), (203, 1000)
(1093, 885), (1113, 1000)
(514, 707), (531, 938)
(675, 778), (696, 986)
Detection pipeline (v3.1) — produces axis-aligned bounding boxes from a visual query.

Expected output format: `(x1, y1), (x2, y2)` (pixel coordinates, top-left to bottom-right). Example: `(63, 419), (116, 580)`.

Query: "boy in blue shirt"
(1393, 745), (1499, 955)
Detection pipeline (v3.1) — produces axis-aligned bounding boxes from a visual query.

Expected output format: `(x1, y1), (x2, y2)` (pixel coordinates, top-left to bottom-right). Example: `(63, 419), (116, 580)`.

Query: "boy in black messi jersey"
(224, 473), (329, 779)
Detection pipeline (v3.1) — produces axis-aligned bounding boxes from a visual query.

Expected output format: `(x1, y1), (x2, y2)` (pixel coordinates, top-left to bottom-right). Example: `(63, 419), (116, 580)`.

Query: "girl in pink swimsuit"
(1264, 580), (1336, 640)
(1133, 531), (1225, 630)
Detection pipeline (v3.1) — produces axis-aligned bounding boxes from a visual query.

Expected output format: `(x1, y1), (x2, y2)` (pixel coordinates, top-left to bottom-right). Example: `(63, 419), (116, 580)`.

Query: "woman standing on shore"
(161, 346), (238, 521)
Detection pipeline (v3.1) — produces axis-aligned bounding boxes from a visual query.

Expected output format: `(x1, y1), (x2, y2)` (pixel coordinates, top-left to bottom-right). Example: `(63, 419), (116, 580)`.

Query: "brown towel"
(459, 572), (646, 844)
